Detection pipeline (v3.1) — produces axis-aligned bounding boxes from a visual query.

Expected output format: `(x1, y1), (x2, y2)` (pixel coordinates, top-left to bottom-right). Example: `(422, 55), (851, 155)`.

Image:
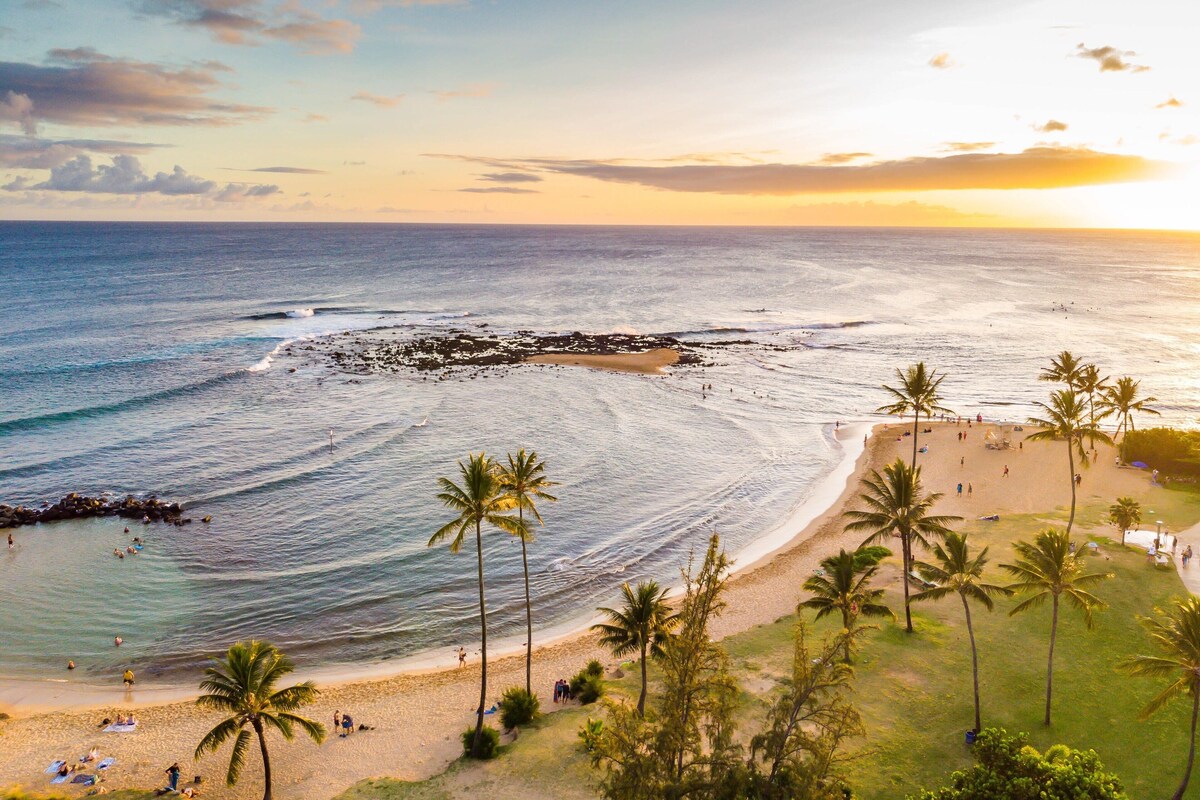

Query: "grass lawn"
(338, 485), (1200, 800)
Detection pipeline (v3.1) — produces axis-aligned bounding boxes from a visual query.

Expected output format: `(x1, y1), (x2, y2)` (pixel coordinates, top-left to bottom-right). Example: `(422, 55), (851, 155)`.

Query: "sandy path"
(0, 421), (1158, 799)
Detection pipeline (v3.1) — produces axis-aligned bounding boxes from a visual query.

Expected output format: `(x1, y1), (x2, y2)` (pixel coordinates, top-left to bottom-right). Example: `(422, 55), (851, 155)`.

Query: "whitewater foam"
(287, 308), (315, 318)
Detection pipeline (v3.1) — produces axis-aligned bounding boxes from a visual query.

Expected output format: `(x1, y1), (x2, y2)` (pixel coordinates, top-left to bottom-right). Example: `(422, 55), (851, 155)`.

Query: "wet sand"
(525, 347), (680, 374)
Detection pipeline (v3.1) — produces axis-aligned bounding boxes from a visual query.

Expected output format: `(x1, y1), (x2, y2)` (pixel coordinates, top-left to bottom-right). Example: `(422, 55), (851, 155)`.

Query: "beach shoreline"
(0, 420), (1166, 800)
(525, 347), (681, 374)
(0, 420), (869, 718)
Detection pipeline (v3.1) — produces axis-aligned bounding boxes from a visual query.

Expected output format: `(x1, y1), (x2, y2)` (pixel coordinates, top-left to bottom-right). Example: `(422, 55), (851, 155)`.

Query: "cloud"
(0, 91), (37, 135)
(351, 91), (404, 107)
(1033, 119), (1068, 133)
(235, 165), (327, 174)
(1074, 43), (1149, 73)
(815, 152), (872, 165)
(0, 50), (270, 130)
(0, 134), (168, 168)
(352, 0), (465, 10)
(137, 0), (361, 55)
(430, 147), (1170, 194)
(478, 171), (541, 184)
(433, 82), (496, 101)
(941, 141), (996, 152)
(1156, 96), (1183, 109)
(928, 52), (954, 69)
(5, 153), (279, 200)
(301, 112), (329, 122)
(457, 186), (539, 194)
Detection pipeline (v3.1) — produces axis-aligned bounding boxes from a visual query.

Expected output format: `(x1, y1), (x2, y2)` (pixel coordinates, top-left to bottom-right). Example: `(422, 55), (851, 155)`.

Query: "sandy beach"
(0, 420), (1165, 799)
(525, 347), (681, 374)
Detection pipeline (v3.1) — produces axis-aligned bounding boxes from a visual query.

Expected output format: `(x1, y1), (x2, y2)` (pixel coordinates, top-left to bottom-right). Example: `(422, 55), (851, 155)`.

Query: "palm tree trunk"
(842, 607), (852, 663)
(637, 640), (648, 717)
(1044, 595), (1059, 726)
(253, 720), (272, 800)
(902, 535), (913, 633)
(1066, 442), (1077, 536)
(912, 410), (920, 467)
(519, 506), (532, 697)
(472, 518), (488, 757)
(962, 594), (981, 733)
(1172, 688), (1200, 800)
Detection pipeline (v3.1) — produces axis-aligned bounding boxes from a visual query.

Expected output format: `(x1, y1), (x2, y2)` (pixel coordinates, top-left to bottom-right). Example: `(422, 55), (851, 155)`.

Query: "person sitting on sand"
(181, 787), (201, 797)
(58, 762), (71, 777)
(83, 747), (99, 763)
(115, 714), (127, 725)
(126, 712), (137, 726)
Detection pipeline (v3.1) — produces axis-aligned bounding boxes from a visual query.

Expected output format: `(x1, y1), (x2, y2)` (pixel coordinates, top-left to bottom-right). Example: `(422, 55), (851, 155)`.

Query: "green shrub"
(578, 717), (604, 752)
(585, 659), (604, 677)
(1121, 427), (1200, 476)
(498, 686), (539, 730)
(460, 724), (501, 759)
(577, 674), (604, 704)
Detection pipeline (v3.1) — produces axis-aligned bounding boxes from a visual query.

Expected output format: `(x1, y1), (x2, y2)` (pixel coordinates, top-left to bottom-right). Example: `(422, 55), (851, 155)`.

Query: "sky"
(1, 0), (1197, 228)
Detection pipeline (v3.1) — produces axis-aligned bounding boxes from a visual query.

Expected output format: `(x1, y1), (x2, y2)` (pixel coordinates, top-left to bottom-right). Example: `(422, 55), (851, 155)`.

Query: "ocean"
(1, 222), (1198, 684)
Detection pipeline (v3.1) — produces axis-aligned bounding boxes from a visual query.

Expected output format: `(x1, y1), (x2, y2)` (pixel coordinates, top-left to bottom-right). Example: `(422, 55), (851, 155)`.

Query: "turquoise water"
(1, 223), (1198, 682)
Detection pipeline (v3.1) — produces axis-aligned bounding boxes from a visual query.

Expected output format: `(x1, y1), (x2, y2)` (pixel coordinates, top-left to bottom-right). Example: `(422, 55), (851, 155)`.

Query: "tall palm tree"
(1002, 528), (1112, 726)
(800, 549), (894, 662)
(429, 452), (526, 757)
(844, 458), (960, 633)
(1099, 376), (1161, 441)
(1027, 389), (1113, 535)
(1108, 496), (1142, 546)
(495, 449), (558, 696)
(194, 641), (325, 800)
(1118, 596), (1200, 800)
(1076, 363), (1109, 430)
(911, 533), (1013, 732)
(878, 362), (953, 468)
(1039, 350), (1085, 388)
(592, 580), (679, 717)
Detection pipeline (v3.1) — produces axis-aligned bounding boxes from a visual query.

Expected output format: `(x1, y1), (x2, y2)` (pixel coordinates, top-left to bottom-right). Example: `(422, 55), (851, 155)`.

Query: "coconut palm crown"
(1026, 389), (1113, 535)
(592, 580), (679, 717)
(195, 640), (325, 800)
(878, 362), (953, 467)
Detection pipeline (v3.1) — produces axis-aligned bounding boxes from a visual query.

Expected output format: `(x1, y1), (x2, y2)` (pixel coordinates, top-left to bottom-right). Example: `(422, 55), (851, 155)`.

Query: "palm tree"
(1108, 496), (1142, 546)
(194, 641), (325, 800)
(1076, 363), (1109, 430)
(1002, 528), (1112, 726)
(1118, 596), (1200, 800)
(430, 452), (527, 757)
(1039, 350), (1085, 388)
(911, 533), (1013, 732)
(800, 549), (894, 662)
(495, 449), (558, 696)
(878, 362), (953, 468)
(592, 580), (679, 717)
(844, 458), (961, 633)
(1099, 376), (1161, 441)
(1026, 389), (1113, 535)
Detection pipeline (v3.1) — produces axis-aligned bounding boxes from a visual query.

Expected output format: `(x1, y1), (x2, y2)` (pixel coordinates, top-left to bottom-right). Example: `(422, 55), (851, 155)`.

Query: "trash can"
(965, 729), (977, 745)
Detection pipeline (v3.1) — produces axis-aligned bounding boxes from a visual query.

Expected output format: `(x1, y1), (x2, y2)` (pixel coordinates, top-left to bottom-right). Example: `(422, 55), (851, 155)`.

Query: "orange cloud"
(432, 147), (1170, 194)
(351, 91), (404, 107)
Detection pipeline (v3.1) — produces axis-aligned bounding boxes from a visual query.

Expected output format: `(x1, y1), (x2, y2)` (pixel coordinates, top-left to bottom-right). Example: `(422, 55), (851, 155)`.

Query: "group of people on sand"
(158, 762), (201, 796)
(553, 678), (575, 703)
(332, 709), (374, 737)
(98, 712), (138, 727)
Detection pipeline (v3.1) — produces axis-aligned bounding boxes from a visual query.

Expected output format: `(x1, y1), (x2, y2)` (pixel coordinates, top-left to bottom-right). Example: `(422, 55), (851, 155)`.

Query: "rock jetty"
(0, 494), (195, 528)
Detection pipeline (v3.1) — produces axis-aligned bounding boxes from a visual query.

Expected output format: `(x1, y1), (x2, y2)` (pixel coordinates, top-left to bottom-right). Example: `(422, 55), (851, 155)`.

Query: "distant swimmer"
(114, 636), (123, 647)
(68, 660), (75, 670)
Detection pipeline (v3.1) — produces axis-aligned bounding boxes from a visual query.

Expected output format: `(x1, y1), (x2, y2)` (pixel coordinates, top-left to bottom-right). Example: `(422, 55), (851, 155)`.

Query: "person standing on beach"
(7, 533), (12, 549)
(957, 482), (963, 497)
(968, 483), (973, 497)
(457, 647), (466, 667)
(123, 669), (134, 687)
(166, 763), (181, 792)
(1003, 465), (1009, 477)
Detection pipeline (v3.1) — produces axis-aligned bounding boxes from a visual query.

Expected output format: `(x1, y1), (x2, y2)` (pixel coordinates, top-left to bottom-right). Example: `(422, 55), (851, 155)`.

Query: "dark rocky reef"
(317, 330), (713, 374)
(0, 493), (199, 528)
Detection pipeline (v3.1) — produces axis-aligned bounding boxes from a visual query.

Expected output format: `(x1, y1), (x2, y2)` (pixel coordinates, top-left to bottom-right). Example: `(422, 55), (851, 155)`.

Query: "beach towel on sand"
(103, 722), (137, 733)
(98, 757), (115, 770)
(45, 760), (66, 774)
(50, 775), (69, 785)
(72, 774), (96, 785)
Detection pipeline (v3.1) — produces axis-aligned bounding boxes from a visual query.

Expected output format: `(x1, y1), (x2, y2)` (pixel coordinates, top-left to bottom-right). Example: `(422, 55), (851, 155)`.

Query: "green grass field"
(339, 486), (1200, 800)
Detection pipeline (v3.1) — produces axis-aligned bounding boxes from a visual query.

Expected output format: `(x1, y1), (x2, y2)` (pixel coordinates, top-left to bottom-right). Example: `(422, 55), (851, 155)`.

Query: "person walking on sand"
(123, 669), (134, 687)
(1003, 465), (1009, 477)
(457, 646), (466, 667)
(166, 762), (181, 792)
(7, 532), (12, 549)
(967, 483), (973, 497)
(1185, 545), (1193, 567)
(960, 456), (964, 467)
